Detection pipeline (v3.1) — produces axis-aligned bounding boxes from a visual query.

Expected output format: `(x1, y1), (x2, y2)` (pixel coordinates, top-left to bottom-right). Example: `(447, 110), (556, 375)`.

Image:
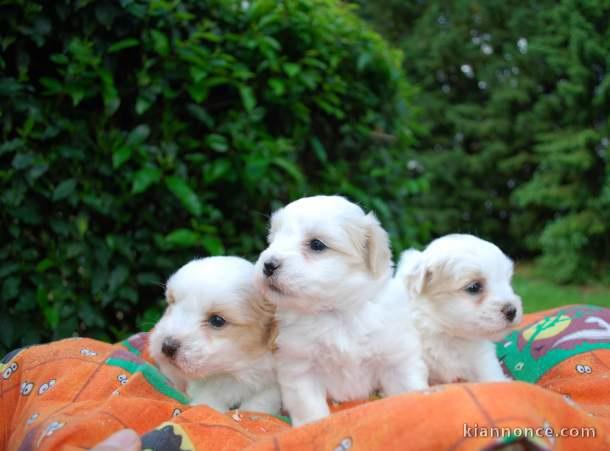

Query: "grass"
(513, 263), (610, 313)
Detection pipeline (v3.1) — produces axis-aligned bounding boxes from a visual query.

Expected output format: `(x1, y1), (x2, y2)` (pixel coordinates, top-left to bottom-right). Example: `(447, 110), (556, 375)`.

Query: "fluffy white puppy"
(149, 256), (281, 414)
(396, 234), (523, 384)
(254, 195), (428, 427)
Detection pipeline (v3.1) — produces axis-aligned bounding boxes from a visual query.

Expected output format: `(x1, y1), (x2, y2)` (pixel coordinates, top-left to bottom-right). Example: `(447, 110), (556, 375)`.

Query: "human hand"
(91, 429), (141, 451)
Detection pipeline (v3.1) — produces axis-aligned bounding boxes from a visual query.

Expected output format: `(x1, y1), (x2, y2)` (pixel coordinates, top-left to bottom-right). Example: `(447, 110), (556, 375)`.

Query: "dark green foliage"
(511, 2), (610, 282)
(357, 0), (610, 283)
(0, 0), (422, 353)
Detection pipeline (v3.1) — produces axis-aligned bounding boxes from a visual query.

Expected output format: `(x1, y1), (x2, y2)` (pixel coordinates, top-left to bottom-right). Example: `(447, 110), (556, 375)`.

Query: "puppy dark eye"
(309, 239), (327, 251)
(465, 281), (482, 294)
(208, 315), (226, 328)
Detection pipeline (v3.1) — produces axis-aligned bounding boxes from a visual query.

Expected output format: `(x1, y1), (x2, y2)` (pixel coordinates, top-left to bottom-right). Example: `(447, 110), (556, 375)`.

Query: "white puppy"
(255, 195), (428, 427)
(149, 256), (281, 414)
(396, 234), (523, 384)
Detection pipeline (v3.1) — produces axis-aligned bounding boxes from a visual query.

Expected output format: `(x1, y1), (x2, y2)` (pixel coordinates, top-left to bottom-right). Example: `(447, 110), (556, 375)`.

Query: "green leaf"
(205, 134), (229, 152)
(127, 124), (151, 146)
(99, 68), (120, 115)
(52, 179), (77, 201)
(272, 158), (304, 185)
(50, 53), (68, 64)
(68, 85), (86, 106)
(190, 67), (208, 83)
(150, 30), (169, 55)
(136, 272), (161, 285)
(239, 85), (256, 112)
(49, 218), (70, 235)
(76, 215), (89, 236)
(108, 38), (139, 53)
(1, 276), (19, 300)
(36, 258), (54, 272)
(39, 77), (63, 94)
(43, 306), (60, 329)
(203, 158), (232, 183)
(28, 163), (49, 180)
(310, 137), (327, 163)
(165, 229), (201, 247)
(16, 289), (37, 313)
(132, 167), (162, 194)
(199, 31), (221, 43)
(95, 3), (118, 29)
(165, 176), (203, 216)
(0, 138), (24, 156)
(0, 263), (20, 278)
(283, 62), (300, 77)
(268, 78), (285, 96)
(135, 96), (152, 115)
(201, 236), (225, 255)
(80, 303), (100, 327)
(92, 268), (107, 295)
(13, 204), (42, 224)
(187, 80), (208, 103)
(137, 306), (163, 332)
(0, 77), (23, 96)
(186, 104), (214, 127)
(357, 52), (372, 71)
(109, 265), (129, 292)
(12, 153), (35, 169)
(112, 146), (132, 168)
(119, 286), (138, 304)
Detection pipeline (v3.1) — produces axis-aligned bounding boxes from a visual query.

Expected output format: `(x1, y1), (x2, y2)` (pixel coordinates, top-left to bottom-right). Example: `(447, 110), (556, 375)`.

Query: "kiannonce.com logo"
(463, 423), (597, 439)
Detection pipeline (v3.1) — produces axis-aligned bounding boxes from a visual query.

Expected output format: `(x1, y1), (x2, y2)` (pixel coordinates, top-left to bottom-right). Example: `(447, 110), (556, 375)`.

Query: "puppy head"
(254, 195), (392, 313)
(403, 234), (522, 339)
(149, 257), (276, 384)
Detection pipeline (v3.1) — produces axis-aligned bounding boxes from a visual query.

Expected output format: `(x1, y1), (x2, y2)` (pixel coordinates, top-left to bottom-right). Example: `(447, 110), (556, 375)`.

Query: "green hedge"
(0, 0), (423, 353)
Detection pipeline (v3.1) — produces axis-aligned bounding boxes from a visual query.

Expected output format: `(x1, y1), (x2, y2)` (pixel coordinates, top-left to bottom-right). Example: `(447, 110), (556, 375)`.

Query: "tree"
(356, 0), (610, 282)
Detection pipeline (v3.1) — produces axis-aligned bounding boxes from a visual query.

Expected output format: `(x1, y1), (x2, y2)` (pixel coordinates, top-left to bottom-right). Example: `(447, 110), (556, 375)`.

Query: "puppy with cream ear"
(396, 234), (523, 384)
(255, 195), (428, 427)
(149, 256), (281, 414)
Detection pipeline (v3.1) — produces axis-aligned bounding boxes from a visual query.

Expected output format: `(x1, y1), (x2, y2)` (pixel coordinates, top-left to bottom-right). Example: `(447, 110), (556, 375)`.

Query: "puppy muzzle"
(263, 257), (281, 277)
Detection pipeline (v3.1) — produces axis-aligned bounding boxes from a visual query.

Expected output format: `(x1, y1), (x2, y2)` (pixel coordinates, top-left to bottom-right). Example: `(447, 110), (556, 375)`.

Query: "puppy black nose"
(263, 258), (280, 277)
(501, 304), (517, 322)
(161, 337), (180, 359)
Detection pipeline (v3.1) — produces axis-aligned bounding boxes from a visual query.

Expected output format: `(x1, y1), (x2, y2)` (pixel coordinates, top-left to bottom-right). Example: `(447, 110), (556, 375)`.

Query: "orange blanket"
(2, 305), (610, 450)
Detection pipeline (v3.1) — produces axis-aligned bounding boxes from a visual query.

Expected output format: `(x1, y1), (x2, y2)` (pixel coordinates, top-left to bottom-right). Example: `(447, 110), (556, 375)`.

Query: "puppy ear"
(250, 295), (278, 351)
(397, 248), (429, 299)
(265, 318), (279, 352)
(268, 208), (284, 243)
(402, 259), (430, 299)
(364, 212), (392, 278)
(165, 287), (176, 304)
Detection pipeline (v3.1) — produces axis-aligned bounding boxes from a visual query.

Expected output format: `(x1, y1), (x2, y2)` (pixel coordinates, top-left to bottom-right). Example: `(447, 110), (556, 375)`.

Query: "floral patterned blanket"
(2, 305), (610, 450)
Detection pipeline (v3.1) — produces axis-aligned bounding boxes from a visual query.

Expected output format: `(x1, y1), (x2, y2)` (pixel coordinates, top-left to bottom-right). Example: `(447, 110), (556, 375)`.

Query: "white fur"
(255, 195), (428, 427)
(397, 234), (523, 384)
(149, 257), (281, 414)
